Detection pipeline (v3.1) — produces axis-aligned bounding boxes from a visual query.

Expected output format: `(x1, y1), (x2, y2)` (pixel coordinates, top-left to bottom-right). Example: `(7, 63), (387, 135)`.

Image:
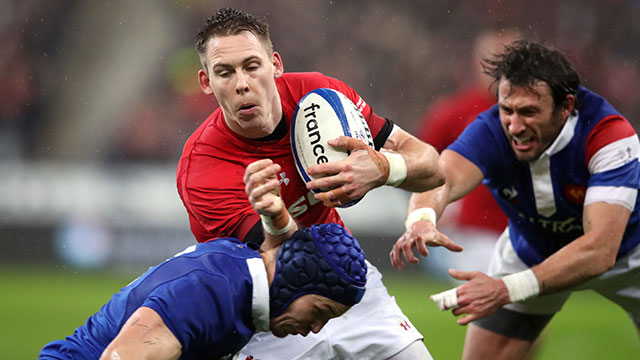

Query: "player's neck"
(259, 248), (278, 286)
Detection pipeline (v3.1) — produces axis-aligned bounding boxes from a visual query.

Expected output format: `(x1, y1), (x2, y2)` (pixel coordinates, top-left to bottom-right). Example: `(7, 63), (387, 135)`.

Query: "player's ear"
(562, 94), (576, 117)
(198, 69), (214, 95)
(272, 51), (284, 78)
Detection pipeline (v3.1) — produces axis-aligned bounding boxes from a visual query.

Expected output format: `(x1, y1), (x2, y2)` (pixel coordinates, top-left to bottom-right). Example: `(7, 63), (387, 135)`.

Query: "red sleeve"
(585, 115), (635, 165)
(176, 122), (259, 243)
(178, 154), (260, 243)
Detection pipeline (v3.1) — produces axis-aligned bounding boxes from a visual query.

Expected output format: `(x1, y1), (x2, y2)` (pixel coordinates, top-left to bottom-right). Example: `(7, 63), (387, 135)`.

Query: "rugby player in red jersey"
(177, 7), (457, 360)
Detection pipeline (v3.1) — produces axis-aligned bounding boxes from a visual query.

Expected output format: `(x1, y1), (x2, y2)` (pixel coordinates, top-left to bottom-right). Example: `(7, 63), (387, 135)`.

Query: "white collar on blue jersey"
(540, 112), (579, 158)
(246, 257), (270, 332)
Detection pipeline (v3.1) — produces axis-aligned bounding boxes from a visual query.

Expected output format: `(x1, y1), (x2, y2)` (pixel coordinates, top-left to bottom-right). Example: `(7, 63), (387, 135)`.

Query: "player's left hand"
(435, 269), (510, 326)
(306, 136), (389, 207)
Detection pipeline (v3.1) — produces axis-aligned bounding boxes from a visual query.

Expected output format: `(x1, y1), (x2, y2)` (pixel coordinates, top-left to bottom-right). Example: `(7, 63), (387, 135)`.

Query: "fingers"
(440, 234), (464, 252)
(400, 239), (420, 265)
(247, 178), (280, 204)
(430, 287), (460, 310)
(327, 136), (369, 152)
(389, 232), (432, 271)
(306, 169), (348, 191)
(244, 161), (281, 193)
(306, 158), (351, 185)
(306, 136), (369, 178)
(243, 159), (274, 183)
(457, 314), (477, 326)
(448, 269), (476, 281)
(389, 247), (405, 271)
(316, 186), (351, 207)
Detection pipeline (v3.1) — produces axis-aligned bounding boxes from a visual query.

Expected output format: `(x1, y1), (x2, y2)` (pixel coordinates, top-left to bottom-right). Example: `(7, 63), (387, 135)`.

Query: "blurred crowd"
(1, 0), (639, 164)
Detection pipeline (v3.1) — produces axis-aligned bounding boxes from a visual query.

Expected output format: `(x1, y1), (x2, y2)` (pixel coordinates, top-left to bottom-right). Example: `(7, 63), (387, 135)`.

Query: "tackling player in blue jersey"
(39, 223), (367, 360)
(391, 40), (640, 359)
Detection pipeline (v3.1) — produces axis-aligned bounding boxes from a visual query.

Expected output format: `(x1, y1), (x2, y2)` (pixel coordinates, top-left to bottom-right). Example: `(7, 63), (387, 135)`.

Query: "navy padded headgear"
(269, 223), (367, 317)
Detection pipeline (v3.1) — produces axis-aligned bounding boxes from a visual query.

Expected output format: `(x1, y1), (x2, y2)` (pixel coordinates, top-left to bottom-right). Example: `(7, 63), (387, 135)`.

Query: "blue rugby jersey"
(39, 239), (269, 360)
(449, 87), (640, 267)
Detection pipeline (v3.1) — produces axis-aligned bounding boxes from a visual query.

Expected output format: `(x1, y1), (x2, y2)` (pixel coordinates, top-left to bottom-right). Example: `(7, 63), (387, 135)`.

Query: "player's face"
(198, 31), (284, 139)
(498, 78), (573, 162)
(270, 294), (348, 338)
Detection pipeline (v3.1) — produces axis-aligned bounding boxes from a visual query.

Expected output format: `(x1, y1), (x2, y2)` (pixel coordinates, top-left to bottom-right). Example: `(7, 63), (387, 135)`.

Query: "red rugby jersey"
(177, 72), (389, 242)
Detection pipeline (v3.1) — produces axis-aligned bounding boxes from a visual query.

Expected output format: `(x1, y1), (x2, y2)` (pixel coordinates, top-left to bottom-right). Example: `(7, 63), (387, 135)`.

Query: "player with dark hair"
(39, 223), (367, 360)
(177, 7), (449, 360)
(392, 40), (640, 359)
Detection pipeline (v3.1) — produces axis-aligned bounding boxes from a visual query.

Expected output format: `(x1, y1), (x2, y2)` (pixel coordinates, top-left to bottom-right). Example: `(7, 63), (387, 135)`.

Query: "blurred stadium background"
(1, 0), (639, 358)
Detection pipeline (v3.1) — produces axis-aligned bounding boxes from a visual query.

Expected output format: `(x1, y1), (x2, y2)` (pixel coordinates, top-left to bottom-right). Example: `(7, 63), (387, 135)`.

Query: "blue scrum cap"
(269, 223), (367, 317)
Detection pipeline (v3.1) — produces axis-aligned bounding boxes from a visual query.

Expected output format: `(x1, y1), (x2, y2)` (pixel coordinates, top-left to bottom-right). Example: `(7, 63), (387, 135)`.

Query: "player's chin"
(270, 328), (288, 338)
(270, 324), (293, 338)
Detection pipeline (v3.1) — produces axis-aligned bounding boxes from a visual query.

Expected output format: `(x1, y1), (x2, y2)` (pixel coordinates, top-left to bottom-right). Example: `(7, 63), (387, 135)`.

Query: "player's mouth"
(511, 135), (534, 151)
(238, 103), (258, 115)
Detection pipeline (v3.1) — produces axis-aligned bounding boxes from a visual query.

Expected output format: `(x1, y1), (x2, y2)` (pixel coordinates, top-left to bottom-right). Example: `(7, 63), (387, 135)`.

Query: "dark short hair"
(482, 40), (580, 113)
(195, 7), (273, 63)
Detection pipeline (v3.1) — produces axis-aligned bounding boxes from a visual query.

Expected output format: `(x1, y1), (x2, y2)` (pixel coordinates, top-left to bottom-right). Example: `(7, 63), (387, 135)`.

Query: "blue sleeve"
(447, 106), (512, 182)
(141, 271), (236, 352)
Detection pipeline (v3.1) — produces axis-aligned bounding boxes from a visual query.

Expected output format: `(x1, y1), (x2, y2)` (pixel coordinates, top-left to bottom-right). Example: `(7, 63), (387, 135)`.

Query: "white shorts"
(236, 261), (429, 360)
(489, 228), (640, 327)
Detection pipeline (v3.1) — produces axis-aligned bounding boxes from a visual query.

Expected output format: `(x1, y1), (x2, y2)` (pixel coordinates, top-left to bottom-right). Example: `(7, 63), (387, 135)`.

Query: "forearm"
(407, 186), (449, 221)
(391, 137), (444, 192)
(532, 234), (618, 295)
(531, 201), (627, 295)
(405, 149), (482, 224)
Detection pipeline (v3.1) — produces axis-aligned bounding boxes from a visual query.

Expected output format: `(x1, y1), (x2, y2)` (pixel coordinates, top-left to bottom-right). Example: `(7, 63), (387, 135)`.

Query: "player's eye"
(500, 106), (513, 115)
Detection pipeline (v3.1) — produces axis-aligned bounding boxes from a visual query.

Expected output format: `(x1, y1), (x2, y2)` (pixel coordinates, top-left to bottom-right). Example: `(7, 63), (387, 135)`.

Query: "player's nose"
(235, 72), (250, 94)
(507, 115), (526, 135)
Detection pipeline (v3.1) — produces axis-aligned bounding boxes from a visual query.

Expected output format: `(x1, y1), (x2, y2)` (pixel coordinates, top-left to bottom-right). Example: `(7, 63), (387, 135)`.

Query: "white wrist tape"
(260, 214), (294, 236)
(502, 269), (540, 303)
(430, 287), (460, 311)
(405, 207), (437, 229)
(383, 152), (407, 187)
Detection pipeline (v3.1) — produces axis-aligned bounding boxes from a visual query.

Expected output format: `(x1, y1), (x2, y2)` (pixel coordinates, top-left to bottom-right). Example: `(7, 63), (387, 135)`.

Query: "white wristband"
(502, 269), (540, 303)
(383, 152), (407, 187)
(405, 207), (437, 229)
(430, 287), (460, 310)
(260, 214), (294, 236)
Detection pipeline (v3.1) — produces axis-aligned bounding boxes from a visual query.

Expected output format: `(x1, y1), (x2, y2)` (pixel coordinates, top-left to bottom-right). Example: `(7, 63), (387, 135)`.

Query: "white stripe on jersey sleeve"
(246, 257), (270, 332)
(584, 186), (637, 211)
(588, 135), (640, 174)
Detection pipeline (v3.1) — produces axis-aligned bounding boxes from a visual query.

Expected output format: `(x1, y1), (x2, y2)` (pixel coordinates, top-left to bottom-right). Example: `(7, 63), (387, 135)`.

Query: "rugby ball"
(290, 88), (375, 207)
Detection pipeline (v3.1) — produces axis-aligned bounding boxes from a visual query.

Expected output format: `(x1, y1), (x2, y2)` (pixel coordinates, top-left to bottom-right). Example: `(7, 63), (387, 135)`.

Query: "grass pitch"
(1, 266), (637, 359)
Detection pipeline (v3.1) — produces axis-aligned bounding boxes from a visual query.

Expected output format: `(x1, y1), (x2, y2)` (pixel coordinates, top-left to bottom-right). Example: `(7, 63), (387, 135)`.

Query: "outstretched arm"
(100, 307), (181, 360)
(390, 150), (484, 270)
(433, 200), (629, 325)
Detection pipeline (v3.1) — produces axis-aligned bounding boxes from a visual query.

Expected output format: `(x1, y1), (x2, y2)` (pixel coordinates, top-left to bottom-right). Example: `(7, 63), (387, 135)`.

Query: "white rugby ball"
(290, 88), (375, 207)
